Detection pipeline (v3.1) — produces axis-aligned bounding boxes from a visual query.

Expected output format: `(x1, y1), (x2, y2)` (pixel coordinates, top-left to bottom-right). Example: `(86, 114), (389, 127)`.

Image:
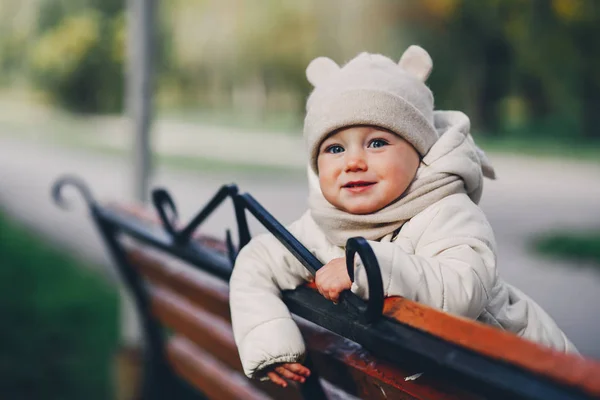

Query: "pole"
(119, 1), (155, 398)
(127, 0), (155, 204)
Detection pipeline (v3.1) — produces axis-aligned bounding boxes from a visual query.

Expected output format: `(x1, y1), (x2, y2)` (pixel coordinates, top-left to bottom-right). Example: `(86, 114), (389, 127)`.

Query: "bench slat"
(127, 249), (231, 322)
(152, 285), (241, 370)
(383, 297), (600, 396)
(157, 287), (306, 400)
(167, 335), (270, 400)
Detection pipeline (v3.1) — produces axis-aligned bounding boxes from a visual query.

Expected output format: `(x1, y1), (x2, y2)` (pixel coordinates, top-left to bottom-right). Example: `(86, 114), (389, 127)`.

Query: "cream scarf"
(308, 111), (496, 246)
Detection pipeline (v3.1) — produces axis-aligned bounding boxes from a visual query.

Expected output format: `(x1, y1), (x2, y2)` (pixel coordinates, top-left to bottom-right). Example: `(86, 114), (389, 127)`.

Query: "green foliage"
(533, 230), (600, 268)
(403, 0), (600, 140)
(29, 1), (125, 113)
(0, 212), (119, 400)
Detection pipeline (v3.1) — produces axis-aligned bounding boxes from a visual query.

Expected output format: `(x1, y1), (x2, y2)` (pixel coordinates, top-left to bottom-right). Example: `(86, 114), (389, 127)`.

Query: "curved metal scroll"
(151, 184), (249, 264)
(345, 237), (384, 323)
(151, 189), (179, 238)
(51, 175), (98, 211)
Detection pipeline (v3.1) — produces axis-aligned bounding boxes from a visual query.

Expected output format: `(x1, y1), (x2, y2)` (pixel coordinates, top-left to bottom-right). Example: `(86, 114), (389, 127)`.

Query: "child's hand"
(265, 363), (311, 387)
(315, 257), (352, 303)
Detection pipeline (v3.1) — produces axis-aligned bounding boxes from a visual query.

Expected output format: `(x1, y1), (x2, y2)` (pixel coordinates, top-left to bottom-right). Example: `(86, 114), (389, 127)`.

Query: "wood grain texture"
(151, 285), (241, 369)
(167, 335), (269, 400)
(127, 249), (231, 322)
(152, 285), (305, 400)
(382, 296), (600, 397)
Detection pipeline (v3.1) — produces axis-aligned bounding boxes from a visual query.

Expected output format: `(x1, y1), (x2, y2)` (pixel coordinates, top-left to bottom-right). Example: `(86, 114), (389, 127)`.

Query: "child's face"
(317, 126), (419, 215)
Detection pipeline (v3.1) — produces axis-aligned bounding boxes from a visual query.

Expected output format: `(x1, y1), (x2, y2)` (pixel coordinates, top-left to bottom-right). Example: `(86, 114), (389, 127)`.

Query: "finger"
(315, 278), (330, 299)
(275, 366), (305, 382)
(328, 290), (340, 303)
(315, 273), (332, 287)
(315, 278), (324, 290)
(316, 283), (327, 298)
(267, 371), (288, 388)
(317, 268), (336, 283)
(285, 364), (311, 377)
(318, 278), (339, 293)
(319, 286), (332, 300)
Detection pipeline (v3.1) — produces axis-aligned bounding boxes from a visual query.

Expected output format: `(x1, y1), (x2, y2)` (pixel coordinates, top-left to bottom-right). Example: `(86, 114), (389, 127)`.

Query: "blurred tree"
(37, 0), (123, 31)
(393, 0), (600, 140)
(235, 1), (317, 115)
(29, 0), (125, 113)
(0, 1), (38, 85)
(504, 0), (600, 139)
(388, 1), (513, 133)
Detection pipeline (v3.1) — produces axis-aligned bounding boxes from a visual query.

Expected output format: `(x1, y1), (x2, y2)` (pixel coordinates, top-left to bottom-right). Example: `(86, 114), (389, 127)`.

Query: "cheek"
(317, 168), (335, 195)
(318, 174), (328, 191)
(398, 157), (418, 183)
(406, 153), (420, 180)
(380, 155), (418, 190)
(317, 159), (339, 186)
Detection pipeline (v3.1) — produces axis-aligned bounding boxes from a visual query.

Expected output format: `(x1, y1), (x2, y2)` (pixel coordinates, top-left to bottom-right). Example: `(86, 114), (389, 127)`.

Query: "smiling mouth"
(343, 182), (374, 188)
(342, 181), (376, 191)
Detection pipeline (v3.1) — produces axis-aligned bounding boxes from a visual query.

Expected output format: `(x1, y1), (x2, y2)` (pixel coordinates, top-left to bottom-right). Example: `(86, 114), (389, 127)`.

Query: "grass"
(81, 140), (306, 177)
(532, 231), (600, 268)
(160, 152), (304, 176)
(159, 107), (302, 135)
(0, 211), (119, 400)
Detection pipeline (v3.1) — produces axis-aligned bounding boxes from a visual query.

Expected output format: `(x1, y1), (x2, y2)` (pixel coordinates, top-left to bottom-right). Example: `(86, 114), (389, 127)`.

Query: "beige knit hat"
(304, 45), (439, 174)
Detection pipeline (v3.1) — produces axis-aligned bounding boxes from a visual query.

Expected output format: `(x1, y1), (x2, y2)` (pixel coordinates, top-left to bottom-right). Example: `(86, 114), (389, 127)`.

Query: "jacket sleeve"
(229, 226), (313, 379)
(352, 197), (497, 320)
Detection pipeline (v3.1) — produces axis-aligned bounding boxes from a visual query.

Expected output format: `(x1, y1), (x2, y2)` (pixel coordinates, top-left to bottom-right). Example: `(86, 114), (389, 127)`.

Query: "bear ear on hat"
(306, 57), (340, 87)
(398, 45), (433, 82)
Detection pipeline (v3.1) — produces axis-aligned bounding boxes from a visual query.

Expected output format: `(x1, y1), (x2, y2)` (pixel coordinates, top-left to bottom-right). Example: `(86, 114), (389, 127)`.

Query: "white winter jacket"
(230, 197), (576, 378)
(229, 114), (577, 379)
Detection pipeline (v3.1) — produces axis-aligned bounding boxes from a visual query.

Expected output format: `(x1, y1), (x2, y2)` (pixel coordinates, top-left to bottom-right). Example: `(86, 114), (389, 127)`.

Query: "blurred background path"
(1, 133), (599, 357)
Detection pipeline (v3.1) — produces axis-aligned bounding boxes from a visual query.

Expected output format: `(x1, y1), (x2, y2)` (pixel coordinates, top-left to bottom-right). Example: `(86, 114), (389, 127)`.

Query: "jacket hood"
(419, 110), (496, 204)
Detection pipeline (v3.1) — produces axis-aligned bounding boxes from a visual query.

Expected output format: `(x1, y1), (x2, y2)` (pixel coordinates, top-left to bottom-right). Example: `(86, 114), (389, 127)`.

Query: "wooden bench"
(108, 204), (600, 400)
(50, 176), (600, 400)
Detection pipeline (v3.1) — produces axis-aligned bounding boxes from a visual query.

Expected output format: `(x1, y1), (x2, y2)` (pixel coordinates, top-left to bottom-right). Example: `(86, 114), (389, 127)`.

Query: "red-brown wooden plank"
(167, 335), (269, 400)
(126, 248), (231, 322)
(152, 285), (305, 400)
(382, 296), (600, 397)
(152, 285), (241, 369)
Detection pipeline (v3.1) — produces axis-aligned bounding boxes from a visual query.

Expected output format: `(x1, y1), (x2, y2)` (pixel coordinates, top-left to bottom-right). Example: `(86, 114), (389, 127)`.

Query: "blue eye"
(325, 145), (344, 154)
(368, 139), (388, 148)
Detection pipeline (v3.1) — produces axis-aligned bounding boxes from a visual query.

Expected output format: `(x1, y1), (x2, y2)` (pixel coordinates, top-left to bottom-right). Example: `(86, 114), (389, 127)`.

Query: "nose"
(344, 149), (367, 172)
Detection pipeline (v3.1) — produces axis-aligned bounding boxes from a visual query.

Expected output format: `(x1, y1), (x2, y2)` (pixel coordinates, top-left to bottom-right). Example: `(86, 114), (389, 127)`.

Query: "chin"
(341, 203), (380, 215)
